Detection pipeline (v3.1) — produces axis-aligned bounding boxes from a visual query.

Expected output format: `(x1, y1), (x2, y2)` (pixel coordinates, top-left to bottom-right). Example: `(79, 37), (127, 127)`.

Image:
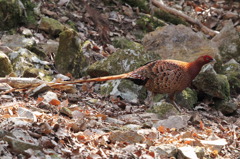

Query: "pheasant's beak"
(210, 59), (216, 64)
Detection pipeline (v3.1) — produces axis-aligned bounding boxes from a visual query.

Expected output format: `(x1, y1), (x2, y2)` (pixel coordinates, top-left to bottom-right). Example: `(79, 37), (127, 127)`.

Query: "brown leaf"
(49, 99), (61, 106)
(199, 120), (204, 130)
(158, 126), (165, 134)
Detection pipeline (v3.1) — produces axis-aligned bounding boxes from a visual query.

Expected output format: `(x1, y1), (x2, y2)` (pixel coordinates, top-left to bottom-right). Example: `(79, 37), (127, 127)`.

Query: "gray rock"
(149, 144), (177, 158)
(8, 48), (51, 80)
(0, 51), (13, 76)
(212, 20), (240, 63)
(99, 79), (147, 103)
(177, 146), (199, 159)
(216, 99), (238, 115)
(153, 115), (191, 129)
(1, 34), (36, 50)
(143, 25), (219, 61)
(3, 136), (41, 154)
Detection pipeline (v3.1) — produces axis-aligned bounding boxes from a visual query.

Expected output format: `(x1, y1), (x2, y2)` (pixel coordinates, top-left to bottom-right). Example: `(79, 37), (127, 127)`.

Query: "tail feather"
(49, 73), (130, 87)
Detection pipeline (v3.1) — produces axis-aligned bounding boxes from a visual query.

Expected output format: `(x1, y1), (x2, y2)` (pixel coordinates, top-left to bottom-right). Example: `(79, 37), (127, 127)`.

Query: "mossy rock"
(99, 79), (147, 103)
(38, 17), (65, 37)
(55, 29), (88, 78)
(0, 51), (13, 77)
(193, 70), (230, 100)
(221, 61), (240, 94)
(176, 88), (198, 109)
(87, 38), (160, 77)
(153, 9), (188, 26)
(212, 21), (240, 63)
(0, 0), (36, 30)
(8, 48), (52, 81)
(147, 101), (179, 118)
(136, 14), (166, 33)
(215, 99), (238, 115)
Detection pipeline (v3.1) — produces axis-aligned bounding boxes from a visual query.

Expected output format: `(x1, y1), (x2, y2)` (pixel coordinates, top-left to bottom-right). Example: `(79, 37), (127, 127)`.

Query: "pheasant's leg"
(145, 91), (155, 108)
(168, 93), (182, 112)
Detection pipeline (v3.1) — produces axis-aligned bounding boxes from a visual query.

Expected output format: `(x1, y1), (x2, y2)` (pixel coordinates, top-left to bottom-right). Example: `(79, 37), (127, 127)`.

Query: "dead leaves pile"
(0, 90), (239, 158)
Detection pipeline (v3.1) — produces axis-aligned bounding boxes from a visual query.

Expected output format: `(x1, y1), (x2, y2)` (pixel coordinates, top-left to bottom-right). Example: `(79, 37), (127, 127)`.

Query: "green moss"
(0, 0), (36, 30)
(221, 63), (240, 94)
(66, 20), (77, 31)
(154, 9), (188, 25)
(194, 72), (230, 100)
(0, 52), (13, 76)
(100, 82), (114, 96)
(147, 101), (179, 117)
(112, 37), (143, 50)
(55, 29), (88, 77)
(136, 14), (166, 33)
(176, 88), (198, 109)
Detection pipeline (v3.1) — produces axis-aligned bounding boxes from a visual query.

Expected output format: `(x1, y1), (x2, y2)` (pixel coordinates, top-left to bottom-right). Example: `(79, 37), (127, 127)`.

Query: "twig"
(151, 0), (218, 37)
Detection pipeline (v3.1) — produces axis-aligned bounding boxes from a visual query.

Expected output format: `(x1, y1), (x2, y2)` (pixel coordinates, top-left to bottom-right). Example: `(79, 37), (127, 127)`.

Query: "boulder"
(87, 38), (160, 77)
(212, 20), (240, 63)
(220, 59), (240, 94)
(0, 51), (13, 76)
(0, 0), (36, 30)
(55, 29), (88, 77)
(143, 25), (219, 61)
(193, 66), (230, 100)
(99, 79), (147, 103)
(1, 34), (36, 50)
(8, 48), (52, 81)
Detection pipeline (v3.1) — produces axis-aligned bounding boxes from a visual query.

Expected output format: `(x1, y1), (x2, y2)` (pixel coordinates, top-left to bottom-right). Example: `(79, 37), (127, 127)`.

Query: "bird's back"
(128, 59), (192, 94)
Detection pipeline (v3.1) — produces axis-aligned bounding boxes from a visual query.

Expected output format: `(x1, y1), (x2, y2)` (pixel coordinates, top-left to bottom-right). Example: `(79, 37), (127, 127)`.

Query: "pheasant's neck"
(187, 61), (204, 80)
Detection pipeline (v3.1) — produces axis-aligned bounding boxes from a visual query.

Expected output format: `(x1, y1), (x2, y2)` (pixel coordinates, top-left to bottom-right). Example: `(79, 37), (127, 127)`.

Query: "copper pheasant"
(52, 55), (215, 110)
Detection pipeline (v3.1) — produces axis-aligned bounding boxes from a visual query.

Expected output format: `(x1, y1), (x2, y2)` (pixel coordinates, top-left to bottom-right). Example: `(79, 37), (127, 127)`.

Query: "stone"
(109, 131), (145, 144)
(0, 51), (13, 76)
(8, 48), (52, 81)
(1, 34), (36, 50)
(55, 29), (88, 77)
(176, 88), (198, 109)
(87, 38), (160, 77)
(148, 101), (179, 118)
(143, 25), (219, 62)
(215, 99), (238, 115)
(153, 115), (191, 129)
(193, 65), (230, 100)
(177, 146), (199, 159)
(149, 144), (177, 158)
(212, 20), (240, 63)
(99, 79), (147, 103)
(38, 17), (64, 37)
(220, 59), (240, 94)
(0, 0), (36, 30)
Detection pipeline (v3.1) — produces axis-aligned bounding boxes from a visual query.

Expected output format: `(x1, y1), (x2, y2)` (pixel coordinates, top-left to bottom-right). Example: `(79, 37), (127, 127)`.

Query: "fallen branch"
(151, 0), (218, 37)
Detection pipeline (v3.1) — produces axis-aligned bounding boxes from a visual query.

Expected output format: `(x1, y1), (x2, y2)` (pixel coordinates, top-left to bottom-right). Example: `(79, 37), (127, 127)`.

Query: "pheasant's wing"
(128, 60), (188, 93)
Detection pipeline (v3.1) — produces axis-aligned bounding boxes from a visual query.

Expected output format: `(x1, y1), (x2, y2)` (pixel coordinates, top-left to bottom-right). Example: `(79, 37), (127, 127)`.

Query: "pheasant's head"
(196, 55), (216, 65)
(187, 55), (216, 80)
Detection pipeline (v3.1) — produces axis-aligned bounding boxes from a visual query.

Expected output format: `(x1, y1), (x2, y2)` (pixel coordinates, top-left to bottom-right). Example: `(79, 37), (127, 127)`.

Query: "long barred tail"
(49, 73), (130, 87)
